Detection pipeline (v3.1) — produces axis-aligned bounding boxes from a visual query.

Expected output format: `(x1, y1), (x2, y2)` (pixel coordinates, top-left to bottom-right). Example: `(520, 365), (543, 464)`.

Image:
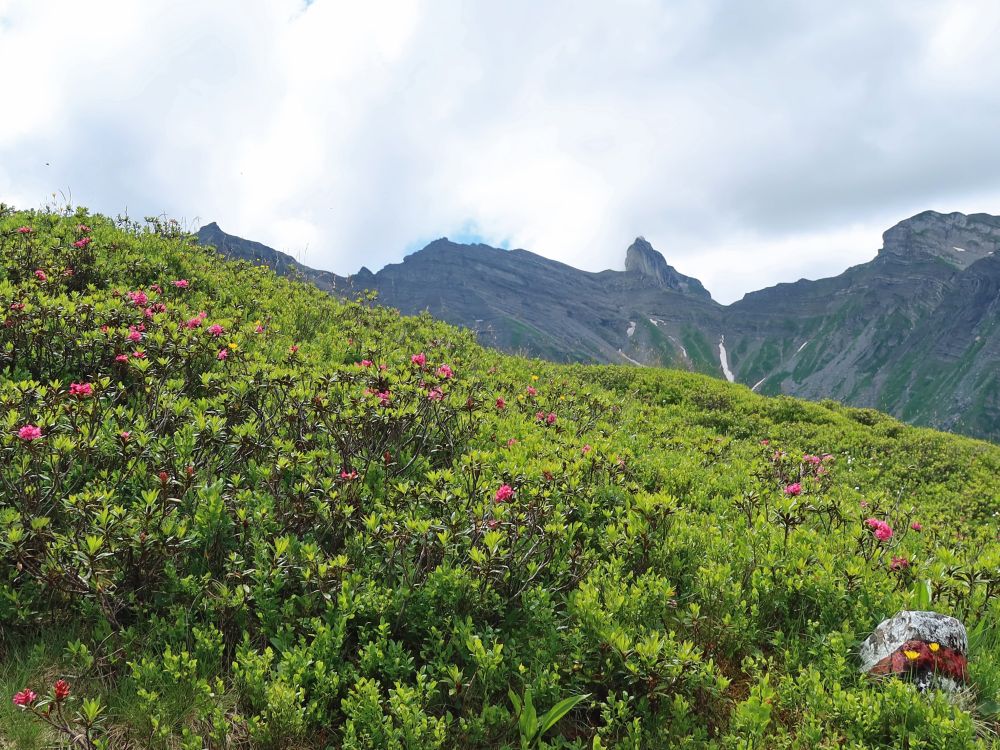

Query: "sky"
(2, 1), (1000, 303)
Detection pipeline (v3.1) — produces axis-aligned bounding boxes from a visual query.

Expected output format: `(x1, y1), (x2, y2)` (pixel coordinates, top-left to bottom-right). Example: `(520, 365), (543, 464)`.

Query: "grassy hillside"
(1, 205), (999, 749)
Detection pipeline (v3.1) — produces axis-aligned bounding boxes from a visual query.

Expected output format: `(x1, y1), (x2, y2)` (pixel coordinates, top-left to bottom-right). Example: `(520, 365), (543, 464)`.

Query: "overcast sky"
(2, 1), (1000, 303)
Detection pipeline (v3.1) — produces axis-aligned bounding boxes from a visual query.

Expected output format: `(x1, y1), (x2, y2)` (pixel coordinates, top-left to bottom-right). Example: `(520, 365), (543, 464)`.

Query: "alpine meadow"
(1, 206), (1000, 749)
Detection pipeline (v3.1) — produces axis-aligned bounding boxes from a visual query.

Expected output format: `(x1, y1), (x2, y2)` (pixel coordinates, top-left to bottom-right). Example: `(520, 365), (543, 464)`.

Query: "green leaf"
(538, 693), (589, 737)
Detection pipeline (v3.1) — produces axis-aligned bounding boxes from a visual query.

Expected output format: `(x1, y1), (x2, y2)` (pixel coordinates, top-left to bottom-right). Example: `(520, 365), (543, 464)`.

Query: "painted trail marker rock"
(859, 611), (968, 692)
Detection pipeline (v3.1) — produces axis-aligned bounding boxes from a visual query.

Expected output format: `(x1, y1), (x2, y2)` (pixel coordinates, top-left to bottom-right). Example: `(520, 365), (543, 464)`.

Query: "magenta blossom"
(217, 349), (228, 360)
(496, 397), (506, 410)
(890, 556), (910, 571)
(784, 482), (802, 496)
(546, 412), (557, 425)
(115, 354), (129, 363)
(72, 237), (91, 248)
(411, 352), (426, 367)
(582, 444), (592, 455)
(376, 390), (391, 406)
(77, 224), (91, 234)
(494, 484), (514, 503)
(526, 386), (538, 397)
(128, 290), (148, 306)
(506, 438), (518, 447)
(69, 382), (92, 398)
(359, 359), (373, 367)
(17, 424), (42, 441)
(12, 688), (37, 707)
(173, 279), (189, 288)
(34, 269), (47, 282)
(437, 364), (454, 379)
(427, 387), (444, 401)
(865, 518), (893, 541)
(207, 324), (224, 337)
(911, 521), (923, 531)
(16, 226), (32, 234)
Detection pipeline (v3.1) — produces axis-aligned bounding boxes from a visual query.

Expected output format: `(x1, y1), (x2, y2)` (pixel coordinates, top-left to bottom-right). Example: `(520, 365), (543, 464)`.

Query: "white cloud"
(3, 0), (1000, 303)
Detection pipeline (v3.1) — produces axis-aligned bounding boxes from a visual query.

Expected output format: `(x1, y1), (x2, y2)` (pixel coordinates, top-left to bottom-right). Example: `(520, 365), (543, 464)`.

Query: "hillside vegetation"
(2, 205), (1000, 749)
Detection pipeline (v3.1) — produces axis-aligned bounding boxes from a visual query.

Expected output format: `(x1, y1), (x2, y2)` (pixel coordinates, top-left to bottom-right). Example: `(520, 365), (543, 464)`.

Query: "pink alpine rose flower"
(865, 518), (893, 541)
(69, 382), (92, 398)
(494, 484), (514, 503)
(53, 679), (70, 702)
(784, 482), (802, 496)
(12, 688), (37, 707)
(16, 226), (32, 234)
(526, 386), (538, 396)
(115, 354), (129, 363)
(173, 279), (189, 288)
(217, 349), (228, 360)
(207, 324), (224, 337)
(911, 521), (922, 531)
(128, 290), (148, 306)
(437, 364), (454, 379)
(546, 412), (557, 425)
(77, 224), (91, 234)
(496, 397), (506, 410)
(427, 387), (444, 401)
(34, 269), (47, 282)
(72, 237), (91, 248)
(17, 425), (42, 441)
(411, 352), (426, 367)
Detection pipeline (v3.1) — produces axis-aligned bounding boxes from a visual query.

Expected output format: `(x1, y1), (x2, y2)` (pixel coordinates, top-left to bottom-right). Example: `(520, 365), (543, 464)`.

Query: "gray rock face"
(859, 611), (968, 691)
(859, 611), (967, 672)
(624, 237), (711, 299)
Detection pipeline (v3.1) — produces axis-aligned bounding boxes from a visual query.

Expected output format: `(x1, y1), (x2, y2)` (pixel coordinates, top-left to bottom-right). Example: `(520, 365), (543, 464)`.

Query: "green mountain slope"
(3, 206), (1000, 749)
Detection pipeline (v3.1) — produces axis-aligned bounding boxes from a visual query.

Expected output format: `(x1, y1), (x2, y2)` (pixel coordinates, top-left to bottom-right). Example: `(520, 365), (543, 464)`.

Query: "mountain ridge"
(196, 210), (1000, 440)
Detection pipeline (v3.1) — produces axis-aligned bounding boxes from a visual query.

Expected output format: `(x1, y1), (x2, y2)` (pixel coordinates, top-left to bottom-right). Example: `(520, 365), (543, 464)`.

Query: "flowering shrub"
(0, 208), (998, 749)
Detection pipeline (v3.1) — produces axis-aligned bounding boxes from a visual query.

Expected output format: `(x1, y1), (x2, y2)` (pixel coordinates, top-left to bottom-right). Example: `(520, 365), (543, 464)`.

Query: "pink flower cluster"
(72, 237), (92, 249)
(173, 279), (189, 288)
(128, 290), (148, 307)
(494, 484), (514, 503)
(184, 311), (208, 329)
(69, 382), (92, 398)
(865, 517), (894, 541)
(535, 411), (557, 424)
(207, 324), (224, 337)
(784, 482), (802, 496)
(12, 688), (37, 706)
(411, 352), (426, 367)
(17, 424), (42, 441)
(436, 364), (453, 379)
(16, 226), (32, 234)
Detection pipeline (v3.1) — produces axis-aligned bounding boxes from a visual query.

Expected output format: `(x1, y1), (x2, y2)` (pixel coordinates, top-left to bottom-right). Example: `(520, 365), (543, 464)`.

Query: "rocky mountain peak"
(624, 237), (711, 299)
(880, 211), (1000, 269)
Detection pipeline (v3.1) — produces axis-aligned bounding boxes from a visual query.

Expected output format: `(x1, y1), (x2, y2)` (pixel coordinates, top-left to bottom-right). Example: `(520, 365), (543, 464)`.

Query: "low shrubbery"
(1, 205), (999, 748)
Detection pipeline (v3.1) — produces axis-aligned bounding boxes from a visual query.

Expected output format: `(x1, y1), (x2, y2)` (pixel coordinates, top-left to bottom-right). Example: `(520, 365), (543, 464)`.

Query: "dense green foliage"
(1, 206), (999, 749)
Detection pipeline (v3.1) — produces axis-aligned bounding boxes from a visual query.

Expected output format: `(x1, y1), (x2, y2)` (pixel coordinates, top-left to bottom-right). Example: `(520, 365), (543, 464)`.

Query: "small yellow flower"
(228, 342), (239, 350)
(531, 375), (539, 381)
(929, 642), (940, 652)
(559, 395), (565, 401)
(904, 649), (920, 660)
